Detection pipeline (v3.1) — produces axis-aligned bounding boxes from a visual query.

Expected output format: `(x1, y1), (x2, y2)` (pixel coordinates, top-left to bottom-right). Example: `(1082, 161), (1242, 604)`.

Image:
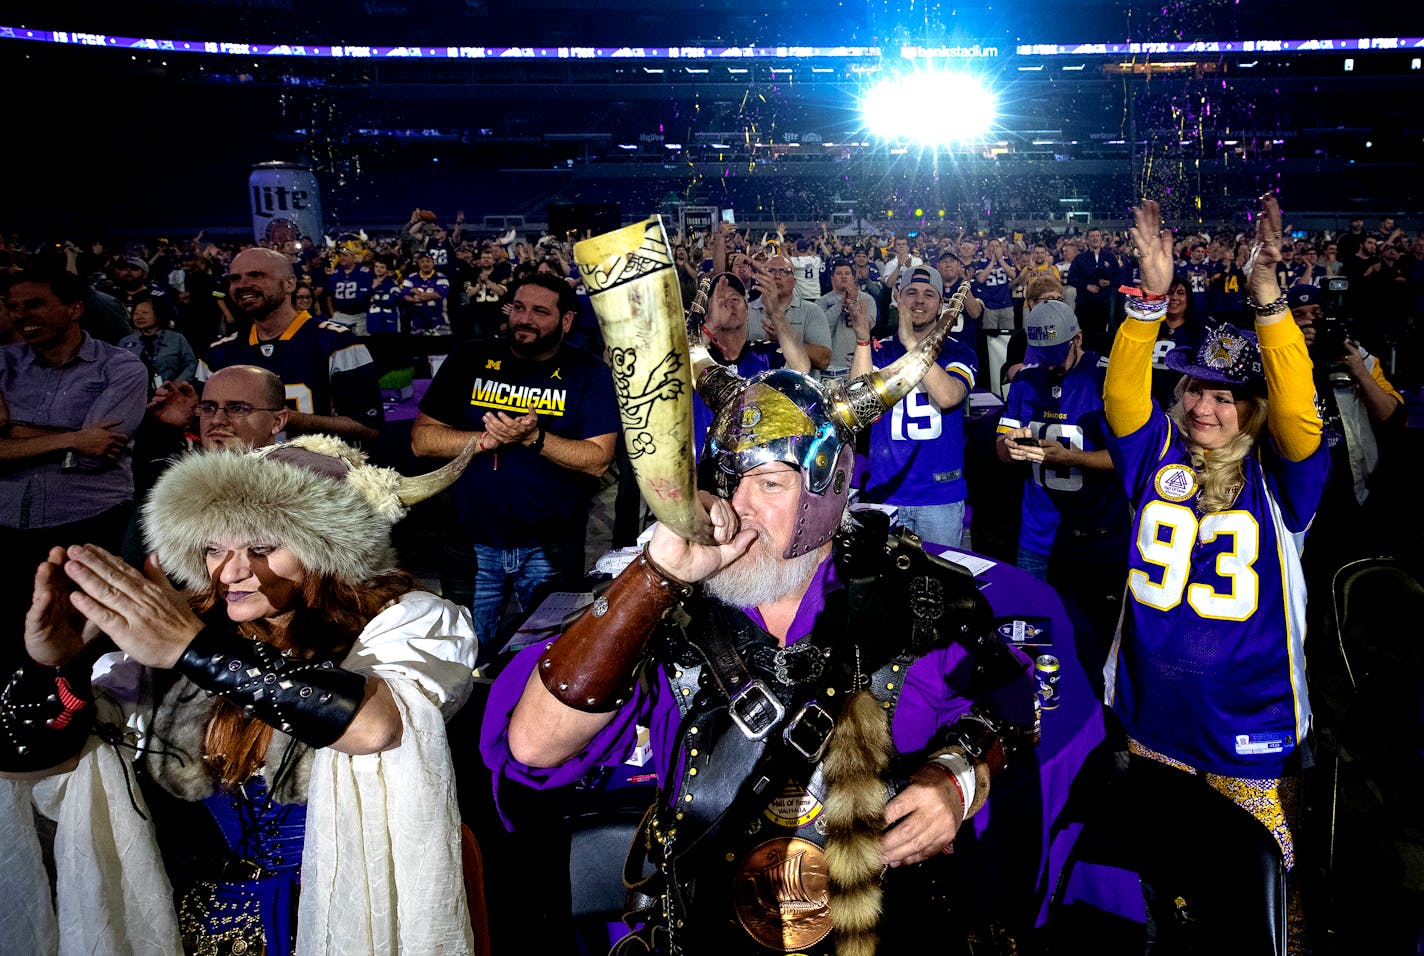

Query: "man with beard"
(197, 247), (382, 444)
(851, 266), (977, 548)
(412, 273), (619, 659)
(482, 348), (1035, 954)
(995, 300), (1129, 686)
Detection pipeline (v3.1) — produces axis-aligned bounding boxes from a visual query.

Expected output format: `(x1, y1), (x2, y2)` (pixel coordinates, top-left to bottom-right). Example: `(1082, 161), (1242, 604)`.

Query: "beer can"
(1035, 654), (1062, 711)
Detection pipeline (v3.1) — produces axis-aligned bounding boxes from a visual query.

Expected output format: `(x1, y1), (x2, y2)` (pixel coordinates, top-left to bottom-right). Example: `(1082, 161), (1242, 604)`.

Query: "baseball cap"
(897, 265), (943, 296)
(1286, 285), (1319, 309)
(1023, 300), (1080, 366)
(120, 256), (149, 272)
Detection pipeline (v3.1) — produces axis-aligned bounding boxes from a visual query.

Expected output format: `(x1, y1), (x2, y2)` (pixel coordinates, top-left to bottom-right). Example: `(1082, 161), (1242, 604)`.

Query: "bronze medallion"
(733, 837), (833, 951)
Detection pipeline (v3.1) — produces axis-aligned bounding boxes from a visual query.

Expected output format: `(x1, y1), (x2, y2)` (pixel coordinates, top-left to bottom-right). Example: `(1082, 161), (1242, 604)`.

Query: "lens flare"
(859, 68), (999, 147)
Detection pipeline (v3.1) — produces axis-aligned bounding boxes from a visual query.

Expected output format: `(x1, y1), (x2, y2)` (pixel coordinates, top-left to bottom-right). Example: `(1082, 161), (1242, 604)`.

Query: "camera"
(1312, 276), (1354, 385)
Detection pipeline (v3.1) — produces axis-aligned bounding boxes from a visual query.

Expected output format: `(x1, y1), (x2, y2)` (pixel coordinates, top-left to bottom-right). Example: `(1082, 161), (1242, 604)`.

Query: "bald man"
(198, 364), (290, 450)
(198, 248), (382, 443)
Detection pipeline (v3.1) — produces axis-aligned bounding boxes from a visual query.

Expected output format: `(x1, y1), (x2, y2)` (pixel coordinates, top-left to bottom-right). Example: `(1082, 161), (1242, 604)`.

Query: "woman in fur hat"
(0, 435), (482, 955)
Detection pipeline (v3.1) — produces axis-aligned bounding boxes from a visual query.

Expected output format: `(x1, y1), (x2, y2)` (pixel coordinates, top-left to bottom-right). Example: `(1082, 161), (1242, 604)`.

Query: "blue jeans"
(895, 501), (966, 550)
(471, 538), (583, 662)
(1016, 546), (1051, 583)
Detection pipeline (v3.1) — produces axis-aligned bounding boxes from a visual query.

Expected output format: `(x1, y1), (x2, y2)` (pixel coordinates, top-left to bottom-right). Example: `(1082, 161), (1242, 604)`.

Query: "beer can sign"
(1035, 654), (1062, 711)
(249, 162), (324, 246)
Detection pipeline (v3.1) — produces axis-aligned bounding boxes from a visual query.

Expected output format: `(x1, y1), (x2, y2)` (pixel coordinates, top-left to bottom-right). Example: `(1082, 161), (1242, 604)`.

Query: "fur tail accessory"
(823, 689), (892, 956)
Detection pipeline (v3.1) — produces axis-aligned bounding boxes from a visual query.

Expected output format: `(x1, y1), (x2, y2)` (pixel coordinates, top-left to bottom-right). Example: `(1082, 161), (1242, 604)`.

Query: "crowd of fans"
(2, 196), (1421, 952)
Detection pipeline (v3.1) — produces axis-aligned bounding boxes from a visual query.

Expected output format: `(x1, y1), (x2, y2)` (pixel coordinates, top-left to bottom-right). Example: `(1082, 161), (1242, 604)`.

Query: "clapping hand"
(63, 546), (204, 669)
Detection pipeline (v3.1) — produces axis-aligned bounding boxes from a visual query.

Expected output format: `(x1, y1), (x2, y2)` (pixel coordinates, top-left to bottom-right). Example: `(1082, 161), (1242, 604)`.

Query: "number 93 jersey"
(1105, 408), (1329, 778)
(861, 333), (977, 506)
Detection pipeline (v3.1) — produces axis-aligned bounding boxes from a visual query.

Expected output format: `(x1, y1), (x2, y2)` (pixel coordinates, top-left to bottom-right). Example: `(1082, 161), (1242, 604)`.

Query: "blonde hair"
(1170, 377), (1269, 514)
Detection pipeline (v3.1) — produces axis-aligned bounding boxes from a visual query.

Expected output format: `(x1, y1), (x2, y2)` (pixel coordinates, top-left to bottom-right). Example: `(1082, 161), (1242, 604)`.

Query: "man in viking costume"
(482, 220), (1036, 956)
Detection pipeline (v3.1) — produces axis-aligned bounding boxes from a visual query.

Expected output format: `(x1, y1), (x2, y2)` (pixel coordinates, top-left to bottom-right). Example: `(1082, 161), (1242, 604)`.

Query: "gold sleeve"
(1258, 314), (1322, 462)
(1104, 316), (1161, 437)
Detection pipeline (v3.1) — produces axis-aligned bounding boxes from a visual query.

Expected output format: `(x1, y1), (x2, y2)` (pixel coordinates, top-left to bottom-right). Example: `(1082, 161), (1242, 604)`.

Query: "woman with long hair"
(1103, 196), (1327, 951)
(1, 435), (482, 955)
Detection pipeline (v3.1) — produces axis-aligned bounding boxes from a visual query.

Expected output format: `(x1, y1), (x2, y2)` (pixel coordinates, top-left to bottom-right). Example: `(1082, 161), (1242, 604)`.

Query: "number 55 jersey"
(1104, 323), (1329, 779)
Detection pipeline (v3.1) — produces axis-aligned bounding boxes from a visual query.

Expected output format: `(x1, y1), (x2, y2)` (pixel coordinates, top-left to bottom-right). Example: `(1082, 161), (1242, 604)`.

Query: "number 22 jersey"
(1105, 407), (1328, 778)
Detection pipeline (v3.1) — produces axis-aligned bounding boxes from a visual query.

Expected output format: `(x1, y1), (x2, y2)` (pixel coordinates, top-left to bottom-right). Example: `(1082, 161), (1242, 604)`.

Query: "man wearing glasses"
(194, 365), (289, 451)
(747, 255), (833, 371)
(199, 248), (382, 445)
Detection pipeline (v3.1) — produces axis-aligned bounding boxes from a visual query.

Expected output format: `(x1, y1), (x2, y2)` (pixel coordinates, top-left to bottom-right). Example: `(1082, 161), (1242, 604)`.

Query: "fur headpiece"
(144, 434), (476, 589)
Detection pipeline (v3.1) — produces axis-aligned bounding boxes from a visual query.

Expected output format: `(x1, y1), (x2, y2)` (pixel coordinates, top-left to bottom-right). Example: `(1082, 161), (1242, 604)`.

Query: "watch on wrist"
(526, 425), (546, 454)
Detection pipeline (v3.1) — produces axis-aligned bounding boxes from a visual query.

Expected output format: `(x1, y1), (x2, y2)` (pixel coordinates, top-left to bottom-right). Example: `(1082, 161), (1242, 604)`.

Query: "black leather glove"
(177, 627), (367, 749)
(0, 656), (95, 773)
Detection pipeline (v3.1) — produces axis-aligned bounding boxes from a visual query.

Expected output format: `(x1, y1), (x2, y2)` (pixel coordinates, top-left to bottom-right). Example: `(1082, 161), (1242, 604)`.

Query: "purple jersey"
(364, 276), (402, 334)
(972, 258), (1015, 310)
(1105, 408), (1328, 777)
(328, 265), (374, 314)
(998, 353), (1129, 560)
(1177, 260), (1212, 316)
(400, 271), (451, 333)
(861, 334), (977, 506)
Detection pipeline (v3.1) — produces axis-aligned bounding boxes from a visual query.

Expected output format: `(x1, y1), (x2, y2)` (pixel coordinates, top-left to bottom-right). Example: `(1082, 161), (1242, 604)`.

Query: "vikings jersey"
(997, 353), (1129, 560)
(1103, 318), (1328, 778)
(328, 265), (374, 315)
(1177, 260), (1212, 316)
(198, 314), (384, 430)
(400, 271), (451, 333)
(364, 276), (403, 334)
(861, 335), (977, 506)
(972, 258), (1015, 311)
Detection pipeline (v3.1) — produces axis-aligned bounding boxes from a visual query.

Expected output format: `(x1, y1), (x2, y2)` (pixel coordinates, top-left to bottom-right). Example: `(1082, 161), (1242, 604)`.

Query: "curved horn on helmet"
(574, 217), (715, 546)
(397, 434), (481, 506)
(827, 279), (973, 434)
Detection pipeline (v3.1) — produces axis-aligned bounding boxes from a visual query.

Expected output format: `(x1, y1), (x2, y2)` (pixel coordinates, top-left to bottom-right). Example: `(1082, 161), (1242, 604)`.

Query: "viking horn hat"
(144, 434), (478, 589)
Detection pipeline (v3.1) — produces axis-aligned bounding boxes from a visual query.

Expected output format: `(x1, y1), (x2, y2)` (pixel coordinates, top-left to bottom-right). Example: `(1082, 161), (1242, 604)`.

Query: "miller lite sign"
(248, 162), (324, 246)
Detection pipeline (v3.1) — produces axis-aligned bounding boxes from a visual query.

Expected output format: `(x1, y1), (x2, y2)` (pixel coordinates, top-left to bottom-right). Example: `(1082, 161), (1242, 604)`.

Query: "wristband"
(856, 339), (872, 348)
(1125, 297), (1169, 322)
(929, 749), (976, 817)
(1118, 284), (1167, 301)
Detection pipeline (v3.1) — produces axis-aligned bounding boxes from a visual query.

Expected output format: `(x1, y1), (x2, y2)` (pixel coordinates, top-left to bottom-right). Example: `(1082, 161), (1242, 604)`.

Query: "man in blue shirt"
(401, 252), (451, 335)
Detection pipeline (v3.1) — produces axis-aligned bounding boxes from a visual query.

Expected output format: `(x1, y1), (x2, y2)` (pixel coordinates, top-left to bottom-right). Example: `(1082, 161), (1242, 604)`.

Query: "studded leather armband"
(539, 549), (692, 712)
(929, 709), (1015, 817)
(0, 657), (95, 773)
(176, 627), (367, 749)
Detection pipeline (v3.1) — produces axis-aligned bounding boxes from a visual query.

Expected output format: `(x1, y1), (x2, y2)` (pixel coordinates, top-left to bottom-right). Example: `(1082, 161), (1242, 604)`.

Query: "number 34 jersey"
(861, 333), (977, 507)
(1105, 409), (1329, 778)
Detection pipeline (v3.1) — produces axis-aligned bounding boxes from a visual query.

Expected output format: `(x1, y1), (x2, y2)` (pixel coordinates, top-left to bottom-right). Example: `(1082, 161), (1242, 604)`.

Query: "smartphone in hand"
(1012, 437), (1043, 447)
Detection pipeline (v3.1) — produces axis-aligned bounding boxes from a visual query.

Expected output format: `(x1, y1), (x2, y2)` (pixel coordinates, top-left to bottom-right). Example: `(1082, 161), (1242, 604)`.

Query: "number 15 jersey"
(861, 333), (977, 507)
(1105, 407), (1328, 778)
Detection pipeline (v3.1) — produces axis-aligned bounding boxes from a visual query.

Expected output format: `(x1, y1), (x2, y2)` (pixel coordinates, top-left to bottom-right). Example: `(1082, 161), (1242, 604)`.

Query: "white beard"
(703, 530), (823, 608)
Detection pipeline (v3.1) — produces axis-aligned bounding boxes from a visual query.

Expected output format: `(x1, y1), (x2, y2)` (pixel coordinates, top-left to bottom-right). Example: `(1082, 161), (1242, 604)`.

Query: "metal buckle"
(728, 679), (785, 740)
(782, 703), (835, 762)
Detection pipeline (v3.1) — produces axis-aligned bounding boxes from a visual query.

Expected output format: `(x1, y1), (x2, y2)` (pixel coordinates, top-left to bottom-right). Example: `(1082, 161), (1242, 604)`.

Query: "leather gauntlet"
(0, 656), (95, 773)
(540, 549), (692, 712)
(928, 709), (1015, 818)
(177, 627), (367, 749)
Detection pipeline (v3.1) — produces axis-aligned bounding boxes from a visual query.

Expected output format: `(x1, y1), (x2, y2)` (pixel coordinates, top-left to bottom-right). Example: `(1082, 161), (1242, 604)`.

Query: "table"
(925, 544), (1134, 927)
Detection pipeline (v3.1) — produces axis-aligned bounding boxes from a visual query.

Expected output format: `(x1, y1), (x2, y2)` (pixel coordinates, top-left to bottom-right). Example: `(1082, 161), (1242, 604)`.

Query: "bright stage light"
(859, 68), (998, 146)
